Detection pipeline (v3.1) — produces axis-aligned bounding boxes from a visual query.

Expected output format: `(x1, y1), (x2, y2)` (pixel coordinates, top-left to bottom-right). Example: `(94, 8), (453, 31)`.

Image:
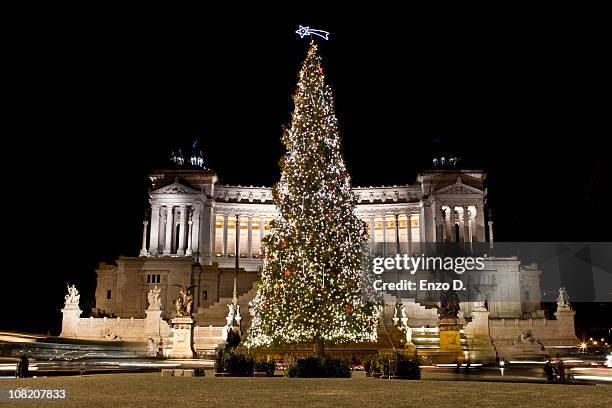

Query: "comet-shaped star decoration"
(295, 25), (330, 40)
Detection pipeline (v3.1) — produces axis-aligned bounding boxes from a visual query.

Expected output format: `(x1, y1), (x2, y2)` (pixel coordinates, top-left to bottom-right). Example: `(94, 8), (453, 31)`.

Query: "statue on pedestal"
(439, 289), (460, 319)
(173, 285), (196, 317)
(64, 284), (80, 307)
(556, 287), (571, 311)
(147, 286), (162, 310)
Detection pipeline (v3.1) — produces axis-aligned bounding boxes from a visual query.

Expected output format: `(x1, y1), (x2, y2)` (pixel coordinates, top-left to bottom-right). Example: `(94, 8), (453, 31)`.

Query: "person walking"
(16, 355), (29, 378)
(557, 360), (565, 384)
(544, 360), (554, 383)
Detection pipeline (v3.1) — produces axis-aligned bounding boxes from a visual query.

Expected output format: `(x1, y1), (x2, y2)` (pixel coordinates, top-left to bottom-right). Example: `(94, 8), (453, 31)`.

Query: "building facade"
(74, 166), (577, 361)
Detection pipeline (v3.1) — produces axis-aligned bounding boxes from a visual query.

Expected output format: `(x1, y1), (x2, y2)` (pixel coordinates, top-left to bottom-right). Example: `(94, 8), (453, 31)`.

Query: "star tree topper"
(295, 25), (330, 40)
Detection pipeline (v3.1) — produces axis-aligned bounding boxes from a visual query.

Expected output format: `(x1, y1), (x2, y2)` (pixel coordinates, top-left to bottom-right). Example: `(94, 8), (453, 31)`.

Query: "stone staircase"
(194, 285), (259, 327)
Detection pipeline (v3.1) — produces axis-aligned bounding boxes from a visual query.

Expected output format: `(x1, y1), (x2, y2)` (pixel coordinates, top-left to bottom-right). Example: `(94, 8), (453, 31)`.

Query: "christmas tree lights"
(245, 42), (380, 350)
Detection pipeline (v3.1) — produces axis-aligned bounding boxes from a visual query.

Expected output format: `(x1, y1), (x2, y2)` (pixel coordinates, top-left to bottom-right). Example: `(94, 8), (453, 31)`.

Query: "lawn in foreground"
(2, 372), (611, 408)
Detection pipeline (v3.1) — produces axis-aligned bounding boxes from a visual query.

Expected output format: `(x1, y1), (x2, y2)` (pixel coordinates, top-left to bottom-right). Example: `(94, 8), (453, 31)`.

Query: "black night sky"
(2, 9), (608, 333)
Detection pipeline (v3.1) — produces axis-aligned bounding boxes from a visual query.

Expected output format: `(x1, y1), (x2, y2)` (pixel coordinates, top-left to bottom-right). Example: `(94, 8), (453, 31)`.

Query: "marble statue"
(226, 304), (235, 326)
(515, 331), (541, 347)
(405, 326), (413, 345)
(439, 289), (460, 319)
(173, 285), (196, 317)
(556, 287), (571, 311)
(64, 284), (80, 306)
(147, 286), (162, 310)
(147, 338), (158, 357)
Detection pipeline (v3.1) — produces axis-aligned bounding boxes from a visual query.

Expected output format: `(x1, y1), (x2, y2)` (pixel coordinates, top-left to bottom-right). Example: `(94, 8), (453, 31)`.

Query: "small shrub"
(254, 360), (276, 376)
(287, 356), (351, 378)
(392, 353), (420, 379)
(375, 349), (420, 380)
(214, 348), (254, 376)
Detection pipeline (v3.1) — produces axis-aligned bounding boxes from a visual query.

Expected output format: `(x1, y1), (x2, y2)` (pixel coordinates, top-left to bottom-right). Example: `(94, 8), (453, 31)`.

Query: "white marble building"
(142, 169), (487, 268)
(79, 166), (577, 360)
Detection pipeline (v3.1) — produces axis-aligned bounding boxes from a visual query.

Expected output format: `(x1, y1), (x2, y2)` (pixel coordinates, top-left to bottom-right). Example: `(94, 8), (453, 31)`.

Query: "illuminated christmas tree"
(245, 42), (379, 352)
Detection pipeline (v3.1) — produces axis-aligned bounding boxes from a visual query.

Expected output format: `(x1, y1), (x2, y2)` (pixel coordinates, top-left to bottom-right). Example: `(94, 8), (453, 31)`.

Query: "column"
(462, 206), (470, 243)
(177, 205), (187, 255)
(488, 219), (494, 249)
(222, 213), (229, 257)
(434, 206), (444, 243)
(419, 201), (435, 243)
(163, 206), (174, 255)
(159, 208), (166, 253)
(444, 207), (451, 242)
(429, 202), (438, 244)
(406, 212), (412, 255)
(247, 215), (253, 258)
(235, 214), (241, 257)
(209, 205), (216, 258)
(470, 207), (478, 244)
(192, 205), (202, 257)
(259, 216), (265, 256)
(186, 211), (193, 256)
(418, 208), (425, 252)
(171, 207), (179, 253)
(464, 206), (472, 253)
(441, 211), (447, 243)
(140, 220), (149, 256)
(394, 214), (400, 255)
(476, 203), (486, 243)
(369, 215), (376, 253)
(381, 214), (387, 257)
(449, 207), (456, 242)
(149, 204), (160, 255)
(457, 207), (464, 242)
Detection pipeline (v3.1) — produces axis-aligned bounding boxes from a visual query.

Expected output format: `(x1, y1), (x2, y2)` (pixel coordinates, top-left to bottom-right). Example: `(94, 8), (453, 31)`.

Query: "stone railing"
(353, 186), (420, 204)
(194, 326), (224, 338)
(215, 186), (273, 203)
(489, 318), (557, 328)
(79, 317), (145, 327)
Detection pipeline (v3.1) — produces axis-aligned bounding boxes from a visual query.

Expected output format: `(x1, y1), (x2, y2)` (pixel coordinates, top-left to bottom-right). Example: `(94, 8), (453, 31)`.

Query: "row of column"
(140, 204), (486, 257)
(367, 213), (417, 257)
(143, 204), (200, 256)
(440, 204), (485, 243)
(220, 213), (266, 258)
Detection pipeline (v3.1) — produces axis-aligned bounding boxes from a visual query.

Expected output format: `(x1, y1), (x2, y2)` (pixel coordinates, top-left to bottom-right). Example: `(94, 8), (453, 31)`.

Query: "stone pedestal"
(554, 309), (579, 345)
(169, 317), (195, 359)
(144, 309), (163, 339)
(60, 306), (82, 338)
(438, 318), (462, 352)
(464, 308), (496, 362)
(435, 318), (464, 363)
